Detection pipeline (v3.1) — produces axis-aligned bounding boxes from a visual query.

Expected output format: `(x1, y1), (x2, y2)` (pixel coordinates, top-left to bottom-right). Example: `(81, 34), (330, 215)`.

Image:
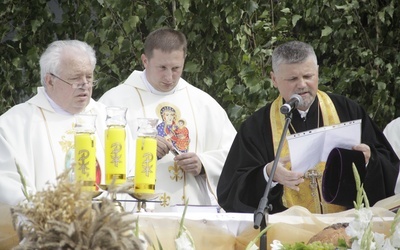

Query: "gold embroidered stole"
(270, 90), (346, 213)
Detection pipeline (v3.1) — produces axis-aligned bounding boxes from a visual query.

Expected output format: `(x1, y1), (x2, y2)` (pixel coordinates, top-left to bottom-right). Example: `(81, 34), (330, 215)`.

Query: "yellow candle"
(74, 133), (96, 191)
(105, 125), (126, 185)
(135, 136), (157, 194)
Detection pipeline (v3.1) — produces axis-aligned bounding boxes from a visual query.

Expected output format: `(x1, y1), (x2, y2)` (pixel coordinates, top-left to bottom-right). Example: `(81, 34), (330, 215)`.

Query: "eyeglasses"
(49, 73), (98, 89)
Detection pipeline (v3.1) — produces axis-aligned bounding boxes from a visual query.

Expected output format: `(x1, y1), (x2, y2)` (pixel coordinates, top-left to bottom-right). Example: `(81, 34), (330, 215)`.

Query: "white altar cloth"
(1, 203), (396, 250)
(129, 205), (395, 250)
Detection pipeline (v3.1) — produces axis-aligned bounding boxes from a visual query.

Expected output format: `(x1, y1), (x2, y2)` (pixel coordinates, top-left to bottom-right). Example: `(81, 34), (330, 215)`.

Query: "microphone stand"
(254, 112), (293, 250)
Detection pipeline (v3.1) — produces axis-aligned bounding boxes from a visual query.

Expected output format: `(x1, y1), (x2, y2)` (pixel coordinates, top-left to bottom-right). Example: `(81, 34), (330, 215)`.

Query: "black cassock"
(217, 92), (399, 214)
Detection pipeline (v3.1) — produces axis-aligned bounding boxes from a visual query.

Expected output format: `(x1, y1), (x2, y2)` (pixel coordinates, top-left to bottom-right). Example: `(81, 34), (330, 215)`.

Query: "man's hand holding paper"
(352, 143), (371, 165)
(266, 156), (305, 191)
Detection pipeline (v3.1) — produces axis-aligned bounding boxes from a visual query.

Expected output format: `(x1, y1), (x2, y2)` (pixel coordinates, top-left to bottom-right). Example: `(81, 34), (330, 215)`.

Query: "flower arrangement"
(246, 164), (400, 250)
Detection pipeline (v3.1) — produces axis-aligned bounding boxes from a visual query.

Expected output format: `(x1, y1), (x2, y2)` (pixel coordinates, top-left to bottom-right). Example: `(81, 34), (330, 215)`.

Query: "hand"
(174, 152), (203, 176)
(266, 156), (304, 191)
(156, 136), (173, 159)
(352, 143), (371, 165)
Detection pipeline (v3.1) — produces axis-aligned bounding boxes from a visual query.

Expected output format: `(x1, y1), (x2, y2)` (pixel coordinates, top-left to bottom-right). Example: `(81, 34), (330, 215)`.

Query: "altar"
(130, 212), (258, 249)
(1, 202), (396, 250)
(127, 205), (395, 250)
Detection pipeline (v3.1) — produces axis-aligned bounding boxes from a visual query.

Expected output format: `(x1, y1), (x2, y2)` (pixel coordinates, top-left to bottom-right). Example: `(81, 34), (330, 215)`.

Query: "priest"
(99, 28), (236, 211)
(217, 41), (400, 214)
(0, 40), (133, 206)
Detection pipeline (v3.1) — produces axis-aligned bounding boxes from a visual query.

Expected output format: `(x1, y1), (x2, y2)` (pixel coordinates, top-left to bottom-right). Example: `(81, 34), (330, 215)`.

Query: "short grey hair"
(39, 40), (96, 86)
(271, 41), (317, 73)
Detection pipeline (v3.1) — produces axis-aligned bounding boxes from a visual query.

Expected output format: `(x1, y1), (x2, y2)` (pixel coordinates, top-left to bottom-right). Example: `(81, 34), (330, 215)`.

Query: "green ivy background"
(1, 0), (399, 130)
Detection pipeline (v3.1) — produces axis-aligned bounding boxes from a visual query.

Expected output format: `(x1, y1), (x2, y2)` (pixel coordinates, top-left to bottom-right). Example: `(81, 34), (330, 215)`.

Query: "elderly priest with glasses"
(0, 40), (116, 206)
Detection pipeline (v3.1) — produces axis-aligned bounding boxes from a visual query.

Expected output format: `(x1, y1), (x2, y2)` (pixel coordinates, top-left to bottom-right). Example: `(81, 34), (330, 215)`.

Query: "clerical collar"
(295, 96), (319, 119)
(141, 70), (177, 95)
(43, 89), (73, 116)
(297, 109), (309, 119)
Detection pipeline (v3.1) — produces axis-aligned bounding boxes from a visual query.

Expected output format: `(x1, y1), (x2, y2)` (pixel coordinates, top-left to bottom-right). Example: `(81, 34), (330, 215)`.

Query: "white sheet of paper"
(286, 119), (362, 173)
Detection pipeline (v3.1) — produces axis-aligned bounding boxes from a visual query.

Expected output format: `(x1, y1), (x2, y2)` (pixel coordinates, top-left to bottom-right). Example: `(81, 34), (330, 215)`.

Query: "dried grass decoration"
(11, 169), (144, 250)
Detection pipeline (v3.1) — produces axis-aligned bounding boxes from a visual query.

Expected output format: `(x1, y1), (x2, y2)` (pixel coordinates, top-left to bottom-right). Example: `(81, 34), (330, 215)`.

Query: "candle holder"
(134, 118), (159, 195)
(105, 106), (128, 186)
(96, 181), (160, 201)
(124, 177), (161, 213)
(74, 114), (97, 192)
(95, 178), (160, 213)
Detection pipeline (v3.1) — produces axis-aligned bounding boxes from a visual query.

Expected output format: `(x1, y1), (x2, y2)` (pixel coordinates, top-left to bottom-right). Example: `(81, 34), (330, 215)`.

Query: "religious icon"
(156, 103), (190, 154)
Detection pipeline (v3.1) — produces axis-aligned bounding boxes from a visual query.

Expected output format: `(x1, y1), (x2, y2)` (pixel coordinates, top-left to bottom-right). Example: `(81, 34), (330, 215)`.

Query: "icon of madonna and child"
(156, 104), (190, 154)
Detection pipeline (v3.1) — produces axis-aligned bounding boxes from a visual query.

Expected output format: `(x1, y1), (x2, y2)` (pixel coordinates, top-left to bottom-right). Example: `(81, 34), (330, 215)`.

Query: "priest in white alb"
(0, 40), (133, 206)
(99, 27), (237, 211)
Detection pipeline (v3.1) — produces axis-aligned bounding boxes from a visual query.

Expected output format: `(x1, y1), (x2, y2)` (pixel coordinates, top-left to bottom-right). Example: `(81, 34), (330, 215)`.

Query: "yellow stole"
(270, 90), (346, 213)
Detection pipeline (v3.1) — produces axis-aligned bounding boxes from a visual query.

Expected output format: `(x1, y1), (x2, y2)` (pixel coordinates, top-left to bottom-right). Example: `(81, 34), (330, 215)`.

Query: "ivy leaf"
(246, 1), (259, 14)
(184, 61), (201, 73)
(180, 0), (190, 12)
(321, 26), (333, 37)
(292, 14), (302, 27)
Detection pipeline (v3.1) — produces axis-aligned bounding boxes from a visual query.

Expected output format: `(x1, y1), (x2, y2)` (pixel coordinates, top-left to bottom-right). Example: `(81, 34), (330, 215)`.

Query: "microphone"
(280, 94), (303, 114)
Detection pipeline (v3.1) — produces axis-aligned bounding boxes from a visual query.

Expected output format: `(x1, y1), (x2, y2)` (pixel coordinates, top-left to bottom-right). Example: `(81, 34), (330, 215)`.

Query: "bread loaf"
(307, 223), (351, 246)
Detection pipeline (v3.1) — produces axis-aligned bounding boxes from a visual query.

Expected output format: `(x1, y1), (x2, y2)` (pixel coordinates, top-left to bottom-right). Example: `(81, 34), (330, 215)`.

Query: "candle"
(134, 136), (157, 194)
(74, 132), (96, 191)
(105, 125), (126, 185)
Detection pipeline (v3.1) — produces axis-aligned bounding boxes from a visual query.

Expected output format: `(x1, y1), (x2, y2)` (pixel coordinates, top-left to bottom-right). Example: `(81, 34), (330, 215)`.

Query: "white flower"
(175, 199), (195, 250)
(138, 234), (149, 250)
(349, 239), (361, 250)
(391, 223), (400, 247)
(175, 230), (195, 250)
(346, 207), (373, 240)
(270, 240), (284, 250)
(357, 207), (374, 222)
(373, 233), (396, 250)
(373, 233), (385, 249)
(245, 241), (259, 250)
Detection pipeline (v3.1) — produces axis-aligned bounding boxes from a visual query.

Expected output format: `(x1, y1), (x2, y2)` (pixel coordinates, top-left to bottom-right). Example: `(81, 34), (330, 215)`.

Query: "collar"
(141, 70), (178, 96)
(43, 89), (73, 116)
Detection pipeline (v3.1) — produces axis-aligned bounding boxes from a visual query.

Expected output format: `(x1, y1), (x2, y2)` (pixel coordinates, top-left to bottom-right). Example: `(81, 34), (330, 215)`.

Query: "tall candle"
(135, 136), (157, 194)
(74, 132), (96, 191)
(105, 125), (126, 185)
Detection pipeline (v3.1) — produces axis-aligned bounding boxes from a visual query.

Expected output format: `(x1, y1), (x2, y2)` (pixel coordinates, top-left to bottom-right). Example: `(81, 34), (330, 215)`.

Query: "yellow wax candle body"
(105, 125), (126, 185)
(74, 133), (96, 191)
(135, 136), (157, 194)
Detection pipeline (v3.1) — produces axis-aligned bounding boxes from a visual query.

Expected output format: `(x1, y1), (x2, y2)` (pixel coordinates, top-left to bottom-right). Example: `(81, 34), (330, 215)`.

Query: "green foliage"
(281, 241), (347, 250)
(1, 0), (399, 129)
